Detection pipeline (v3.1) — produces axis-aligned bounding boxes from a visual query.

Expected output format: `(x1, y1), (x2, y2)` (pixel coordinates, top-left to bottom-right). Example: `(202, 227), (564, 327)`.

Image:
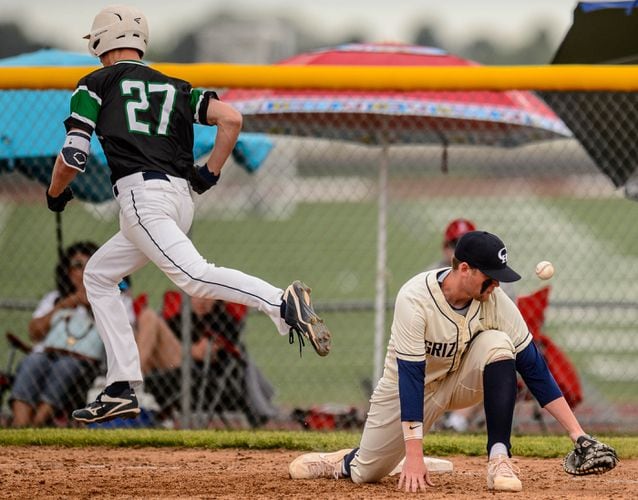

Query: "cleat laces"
(488, 455), (520, 479)
(289, 327), (306, 356)
(306, 459), (341, 480)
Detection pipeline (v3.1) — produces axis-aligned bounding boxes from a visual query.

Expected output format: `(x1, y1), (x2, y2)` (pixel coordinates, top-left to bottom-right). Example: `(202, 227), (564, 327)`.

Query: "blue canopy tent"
(0, 49), (273, 203)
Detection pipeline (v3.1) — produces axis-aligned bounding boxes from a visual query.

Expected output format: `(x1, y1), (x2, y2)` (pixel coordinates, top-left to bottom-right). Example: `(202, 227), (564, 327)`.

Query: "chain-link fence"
(1, 82), (637, 432)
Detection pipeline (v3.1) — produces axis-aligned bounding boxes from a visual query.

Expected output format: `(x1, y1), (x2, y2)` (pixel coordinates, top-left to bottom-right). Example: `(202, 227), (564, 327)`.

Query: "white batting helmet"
(84, 4), (149, 57)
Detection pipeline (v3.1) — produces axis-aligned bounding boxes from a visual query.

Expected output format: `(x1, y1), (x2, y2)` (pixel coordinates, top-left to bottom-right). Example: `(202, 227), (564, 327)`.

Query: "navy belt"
(113, 171), (169, 197)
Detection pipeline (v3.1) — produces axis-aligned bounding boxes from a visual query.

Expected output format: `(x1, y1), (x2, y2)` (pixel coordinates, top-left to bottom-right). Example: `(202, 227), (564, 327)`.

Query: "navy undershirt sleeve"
(198, 90), (219, 125)
(397, 358), (426, 421)
(63, 116), (94, 135)
(515, 341), (562, 407)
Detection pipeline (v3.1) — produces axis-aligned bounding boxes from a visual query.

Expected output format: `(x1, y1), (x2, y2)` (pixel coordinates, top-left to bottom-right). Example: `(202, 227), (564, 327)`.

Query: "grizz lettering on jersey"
(425, 340), (457, 358)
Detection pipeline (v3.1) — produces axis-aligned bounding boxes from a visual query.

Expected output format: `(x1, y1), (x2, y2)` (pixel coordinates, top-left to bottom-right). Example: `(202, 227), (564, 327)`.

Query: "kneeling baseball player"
(289, 231), (617, 492)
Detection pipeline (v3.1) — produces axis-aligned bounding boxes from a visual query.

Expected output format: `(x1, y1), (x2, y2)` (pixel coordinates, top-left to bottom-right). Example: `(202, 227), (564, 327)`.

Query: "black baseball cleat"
(284, 280), (331, 356)
(72, 388), (141, 424)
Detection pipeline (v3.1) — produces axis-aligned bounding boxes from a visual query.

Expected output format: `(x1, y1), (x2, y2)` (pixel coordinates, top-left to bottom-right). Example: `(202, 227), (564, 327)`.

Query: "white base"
(389, 456), (454, 476)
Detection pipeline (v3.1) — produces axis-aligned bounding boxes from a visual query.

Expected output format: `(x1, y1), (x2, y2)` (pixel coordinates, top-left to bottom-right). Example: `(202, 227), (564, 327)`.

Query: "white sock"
(489, 442), (508, 459)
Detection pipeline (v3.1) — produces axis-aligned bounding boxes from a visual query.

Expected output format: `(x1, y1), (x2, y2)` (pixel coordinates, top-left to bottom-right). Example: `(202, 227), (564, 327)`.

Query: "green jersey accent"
(69, 86), (101, 129)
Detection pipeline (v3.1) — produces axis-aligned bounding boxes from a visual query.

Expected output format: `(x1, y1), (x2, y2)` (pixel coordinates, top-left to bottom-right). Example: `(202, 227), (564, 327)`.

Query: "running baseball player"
(289, 231), (617, 492)
(45, 4), (331, 424)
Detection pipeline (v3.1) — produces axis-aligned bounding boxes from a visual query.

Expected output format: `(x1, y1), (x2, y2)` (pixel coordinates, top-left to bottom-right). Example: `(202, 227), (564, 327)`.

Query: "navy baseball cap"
(454, 231), (521, 283)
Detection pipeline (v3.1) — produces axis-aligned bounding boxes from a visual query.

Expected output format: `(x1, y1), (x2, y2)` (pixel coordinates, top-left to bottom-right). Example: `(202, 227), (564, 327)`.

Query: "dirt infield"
(1, 447), (636, 499)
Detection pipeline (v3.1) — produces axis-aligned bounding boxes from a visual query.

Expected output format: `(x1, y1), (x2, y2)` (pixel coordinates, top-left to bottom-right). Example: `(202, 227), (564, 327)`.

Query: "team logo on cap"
(497, 247), (508, 264)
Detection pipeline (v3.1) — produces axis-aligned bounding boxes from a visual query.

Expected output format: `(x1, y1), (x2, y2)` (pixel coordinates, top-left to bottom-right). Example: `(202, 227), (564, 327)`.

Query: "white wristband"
(61, 130), (91, 172)
(402, 421), (423, 441)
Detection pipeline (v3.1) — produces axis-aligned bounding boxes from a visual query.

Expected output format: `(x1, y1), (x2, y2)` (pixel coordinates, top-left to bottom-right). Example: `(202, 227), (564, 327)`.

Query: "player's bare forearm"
(48, 155), (78, 196)
(543, 396), (585, 442)
(205, 100), (242, 175)
(404, 438), (425, 468)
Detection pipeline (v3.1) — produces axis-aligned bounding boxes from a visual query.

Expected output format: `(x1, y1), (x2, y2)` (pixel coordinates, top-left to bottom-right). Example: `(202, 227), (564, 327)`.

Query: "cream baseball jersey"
(382, 269), (532, 386)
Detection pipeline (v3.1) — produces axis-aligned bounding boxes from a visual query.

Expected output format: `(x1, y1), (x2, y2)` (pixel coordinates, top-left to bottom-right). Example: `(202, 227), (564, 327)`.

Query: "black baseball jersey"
(64, 60), (216, 184)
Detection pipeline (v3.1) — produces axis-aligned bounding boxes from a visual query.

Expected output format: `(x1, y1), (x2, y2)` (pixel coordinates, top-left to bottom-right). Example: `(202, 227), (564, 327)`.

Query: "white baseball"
(535, 260), (555, 280)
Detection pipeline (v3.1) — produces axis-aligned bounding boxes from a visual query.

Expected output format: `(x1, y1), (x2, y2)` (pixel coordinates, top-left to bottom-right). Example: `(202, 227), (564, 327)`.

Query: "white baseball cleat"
(72, 388), (140, 423)
(288, 449), (353, 479)
(486, 454), (522, 492)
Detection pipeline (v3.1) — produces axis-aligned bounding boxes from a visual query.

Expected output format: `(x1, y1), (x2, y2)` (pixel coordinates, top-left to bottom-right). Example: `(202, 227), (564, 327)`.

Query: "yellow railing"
(1, 64), (638, 90)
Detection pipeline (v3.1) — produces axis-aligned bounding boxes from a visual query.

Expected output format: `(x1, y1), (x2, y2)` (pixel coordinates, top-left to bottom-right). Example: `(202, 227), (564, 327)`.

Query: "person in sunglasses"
(432, 219), (513, 433)
(10, 241), (107, 426)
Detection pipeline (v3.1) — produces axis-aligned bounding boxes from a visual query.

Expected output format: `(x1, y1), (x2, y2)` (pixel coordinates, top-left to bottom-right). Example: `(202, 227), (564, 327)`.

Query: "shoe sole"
(73, 407), (141, 424)
(487, 478), (523, 492)
(287, 282), (331, 356)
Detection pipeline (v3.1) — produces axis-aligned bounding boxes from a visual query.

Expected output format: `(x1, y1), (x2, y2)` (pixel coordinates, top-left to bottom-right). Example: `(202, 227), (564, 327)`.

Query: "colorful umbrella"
(223, 42), (572, 382)
(223, 43), (570, 152)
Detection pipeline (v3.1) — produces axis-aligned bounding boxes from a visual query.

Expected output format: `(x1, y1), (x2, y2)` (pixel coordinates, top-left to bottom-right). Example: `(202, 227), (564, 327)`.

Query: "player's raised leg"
(117, 180), (331, 356)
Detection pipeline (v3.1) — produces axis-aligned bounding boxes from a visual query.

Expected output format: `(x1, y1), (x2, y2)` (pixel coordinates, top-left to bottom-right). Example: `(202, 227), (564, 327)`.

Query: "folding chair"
(147, 292), (264, 428)
(195, 329), (242, 425)
(0, 332), (32, 419)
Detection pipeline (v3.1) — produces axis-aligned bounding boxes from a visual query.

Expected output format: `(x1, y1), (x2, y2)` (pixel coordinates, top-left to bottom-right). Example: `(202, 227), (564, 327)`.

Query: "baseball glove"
(563, 435), (618, 475)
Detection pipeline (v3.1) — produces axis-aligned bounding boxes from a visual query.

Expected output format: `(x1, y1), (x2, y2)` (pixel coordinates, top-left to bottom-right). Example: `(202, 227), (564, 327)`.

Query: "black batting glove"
(187, 164), (220, 194)
(46, 187), (74, 212)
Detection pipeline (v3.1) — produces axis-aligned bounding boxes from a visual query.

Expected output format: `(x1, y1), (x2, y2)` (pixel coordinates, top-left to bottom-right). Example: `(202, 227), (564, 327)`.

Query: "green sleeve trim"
(70, 86), (101, 128)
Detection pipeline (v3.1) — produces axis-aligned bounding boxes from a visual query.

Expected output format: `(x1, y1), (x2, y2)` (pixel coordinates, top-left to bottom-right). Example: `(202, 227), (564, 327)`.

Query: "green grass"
(0, 429), (636, 458)
(2, 197), (637, 307)
(243, 311), (381, 406)
(553, 198), (638, 256)
(1, 194), (637, 409)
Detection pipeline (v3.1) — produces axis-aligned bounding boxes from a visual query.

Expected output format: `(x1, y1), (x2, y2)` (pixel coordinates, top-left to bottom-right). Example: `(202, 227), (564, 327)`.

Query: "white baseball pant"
(83, 172), (289, 387)
(349, 330), (516, 483)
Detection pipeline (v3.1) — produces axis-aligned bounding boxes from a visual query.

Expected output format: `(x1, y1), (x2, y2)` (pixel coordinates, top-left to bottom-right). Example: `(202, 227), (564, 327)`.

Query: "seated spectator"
(165, 294), (246, 368)
(10, 241), (106, 427)
(115, 286), (181, 377)
(130, 295), (221, 376)
(142, 292), (277, 427)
